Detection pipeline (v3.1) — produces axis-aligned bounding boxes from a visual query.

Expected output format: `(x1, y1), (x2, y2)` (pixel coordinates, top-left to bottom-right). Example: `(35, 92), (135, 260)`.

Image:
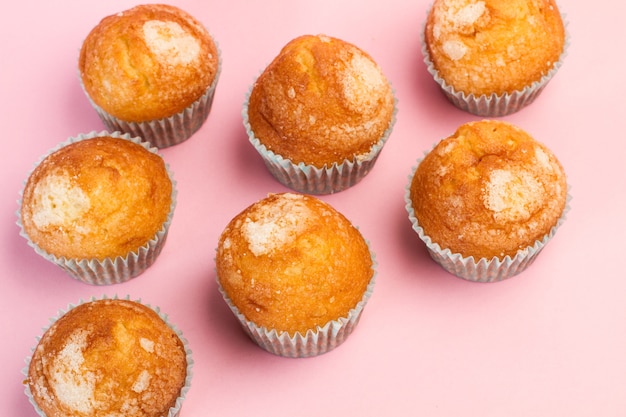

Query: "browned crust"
(20, 137), (172, 260)
(79, 4), (219, 122)
(424, 0), (565, 95)
(216, 193), (373, 335)
(247, 34), (395, 168)
(410, 120), (567, 259)
(27, 299), (186, 417)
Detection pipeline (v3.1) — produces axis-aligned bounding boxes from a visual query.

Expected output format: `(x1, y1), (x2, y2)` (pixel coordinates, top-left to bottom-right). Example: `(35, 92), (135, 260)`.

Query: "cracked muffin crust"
(424, 0), (565, 96)
(26, 299), (188, 417)
(247, 34), (395, 168)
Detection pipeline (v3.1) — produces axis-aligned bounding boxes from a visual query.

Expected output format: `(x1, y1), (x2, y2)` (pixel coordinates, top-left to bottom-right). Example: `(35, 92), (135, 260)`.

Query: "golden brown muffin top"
(247, 34), (395, 168)
(79, 4), (219, 122)
(27, 299), (187, 417)
(20, 137), (172, 260)
(424, 0), (565, 95)
(216, 193), (374, 335)
(410, 120), (567, 260)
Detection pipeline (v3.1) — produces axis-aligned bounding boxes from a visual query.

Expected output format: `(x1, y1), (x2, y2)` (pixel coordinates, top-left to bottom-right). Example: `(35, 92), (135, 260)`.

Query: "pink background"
(2, 1), (625, 415)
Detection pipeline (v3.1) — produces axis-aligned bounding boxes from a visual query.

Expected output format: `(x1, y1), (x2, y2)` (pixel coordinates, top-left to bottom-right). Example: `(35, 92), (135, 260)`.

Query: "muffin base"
(17, 131), (177, 285)
(218, 274), (376, 357)
(216, 250), (377, 358)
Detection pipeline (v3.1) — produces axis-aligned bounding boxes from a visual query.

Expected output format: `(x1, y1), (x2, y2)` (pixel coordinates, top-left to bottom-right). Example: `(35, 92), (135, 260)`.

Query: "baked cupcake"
(405, 120), (569, 282)
(216, 192), (376, 357)
(79, 4), (221, 148)
(18, 131), (176, 285)
(244, 34), (397, 194)
(422, 0), (568, 116)
(24, 296), (192, 417)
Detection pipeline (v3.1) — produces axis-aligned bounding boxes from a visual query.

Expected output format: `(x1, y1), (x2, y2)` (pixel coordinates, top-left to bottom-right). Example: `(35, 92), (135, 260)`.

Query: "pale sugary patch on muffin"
(45, 329), (96, 413)
(483, 168), (543, 223)
(432, 0), (488, 39)
(132, 370), (152, 393)
(341, 48), (389, 113)
(481, 144), (564, 235)
(29, 174), (90, 232)
(432, 0), (488, 61)
(140, 337), (155, 353)
(143, 20), (201, 65)
(241, 193), (314, 256)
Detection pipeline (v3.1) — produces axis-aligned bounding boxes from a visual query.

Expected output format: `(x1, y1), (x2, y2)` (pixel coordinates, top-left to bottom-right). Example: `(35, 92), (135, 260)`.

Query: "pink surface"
(2, 1), (625, 416)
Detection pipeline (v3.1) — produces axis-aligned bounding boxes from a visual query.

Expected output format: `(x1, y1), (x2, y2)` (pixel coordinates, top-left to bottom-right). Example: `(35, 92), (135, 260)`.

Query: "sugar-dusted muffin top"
(20, 137), (172, 260)
(79, 4), (219, 122)
(409, 120), (567, 260)
(216, 193), (374, 335)
(27, 299), (187, 417)
(424, 0), (565, 96)
(247, 34), (395, 168)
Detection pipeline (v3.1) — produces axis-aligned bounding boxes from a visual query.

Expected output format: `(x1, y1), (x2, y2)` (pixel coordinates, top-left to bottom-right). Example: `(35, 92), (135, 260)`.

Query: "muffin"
(24, 297), (192, 417)
(18, 131), (176, 285)
(79, 4), (221, 148)
(244, 34), (397, 194)
(405, 120), (569, 282)
(216, 192), (376, 357)
(422, 0), (567, 116)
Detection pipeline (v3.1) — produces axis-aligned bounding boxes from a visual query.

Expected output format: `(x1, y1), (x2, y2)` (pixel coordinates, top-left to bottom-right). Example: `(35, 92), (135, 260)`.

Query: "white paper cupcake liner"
(16, 131), (177, 285)
(243, 88), (398, 195)
(404, 161), (571, 283)
(23, 295), (193, 417)
(81, 43), (222, 149)
(421, 9), (570, 117)
(216, 248), (377, 358)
